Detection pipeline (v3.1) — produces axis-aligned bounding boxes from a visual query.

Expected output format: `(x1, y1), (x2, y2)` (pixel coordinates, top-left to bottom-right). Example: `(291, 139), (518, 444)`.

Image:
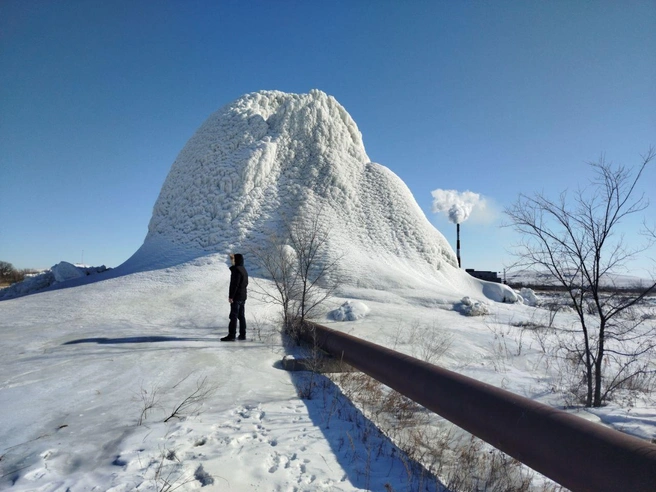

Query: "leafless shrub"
(409, 321), (453, 365)
(442, 435), (534, 492)
(329, 368), (563, 491)
(485, 322), (515, 372)
(152, 447), (196, 492)
(385, 324), (406, 351)
(149, 448), (215, 491)
(381, 390), (423, 426)
(164, 376), (217, 422)
(249, 312), (280, 346)
(136, 382), (162, 426)
(135, 375), (218, 426)
(248, 209), (341, 340)
(295, 332), (325, 400)
(544, 303), (562, 329)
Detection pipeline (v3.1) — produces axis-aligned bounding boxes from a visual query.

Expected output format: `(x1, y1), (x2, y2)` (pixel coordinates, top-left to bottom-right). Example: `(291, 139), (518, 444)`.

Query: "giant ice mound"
(130, 89), (499, 295)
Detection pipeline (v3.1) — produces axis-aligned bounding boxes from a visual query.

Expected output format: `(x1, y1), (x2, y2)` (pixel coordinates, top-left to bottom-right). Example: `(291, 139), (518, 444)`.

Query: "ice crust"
(142, 90), (459, 289)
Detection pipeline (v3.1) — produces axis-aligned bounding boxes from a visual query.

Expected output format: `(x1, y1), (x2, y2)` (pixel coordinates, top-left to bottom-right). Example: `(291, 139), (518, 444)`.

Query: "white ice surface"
(141, 90), (492, 295)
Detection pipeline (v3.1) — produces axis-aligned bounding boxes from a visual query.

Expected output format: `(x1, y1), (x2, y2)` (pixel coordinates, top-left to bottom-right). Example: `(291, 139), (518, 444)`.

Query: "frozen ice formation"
(139, 90), (459, 287)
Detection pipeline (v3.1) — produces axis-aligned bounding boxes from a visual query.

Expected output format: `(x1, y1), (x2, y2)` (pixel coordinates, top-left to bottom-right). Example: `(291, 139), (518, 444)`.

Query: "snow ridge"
(138, 90), (458, 288)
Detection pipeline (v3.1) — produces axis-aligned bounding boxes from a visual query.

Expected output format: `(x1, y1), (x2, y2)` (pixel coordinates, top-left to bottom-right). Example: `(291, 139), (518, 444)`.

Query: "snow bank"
(0, 271), (54, 300)
(0, 262), (109, 300)
(330, 300), (370, 321)
(458, 296), (490, 316)
(520, 287), (539, 306)
(51, 261), (86, 282)
(482, 281), (521, 303)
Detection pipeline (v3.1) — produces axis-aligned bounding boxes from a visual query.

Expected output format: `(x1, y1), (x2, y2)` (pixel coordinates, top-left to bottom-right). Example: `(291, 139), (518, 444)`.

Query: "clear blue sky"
(2, 0), (655, 277)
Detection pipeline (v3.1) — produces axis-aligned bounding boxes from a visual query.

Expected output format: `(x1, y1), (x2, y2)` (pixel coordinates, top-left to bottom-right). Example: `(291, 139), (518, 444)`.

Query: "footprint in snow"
(267, 452), (281, 473)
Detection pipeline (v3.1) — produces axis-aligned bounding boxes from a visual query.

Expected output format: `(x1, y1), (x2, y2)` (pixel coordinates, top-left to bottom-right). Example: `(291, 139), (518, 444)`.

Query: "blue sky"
(1, 0), (655, 277)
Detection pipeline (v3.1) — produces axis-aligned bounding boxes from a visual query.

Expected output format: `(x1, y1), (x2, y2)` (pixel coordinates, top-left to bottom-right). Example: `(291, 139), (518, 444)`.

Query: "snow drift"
(331, 300), (371, 321)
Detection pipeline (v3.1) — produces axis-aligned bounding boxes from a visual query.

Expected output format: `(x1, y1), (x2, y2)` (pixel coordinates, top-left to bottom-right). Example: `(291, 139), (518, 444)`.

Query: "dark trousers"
(228, 300), (246, 337)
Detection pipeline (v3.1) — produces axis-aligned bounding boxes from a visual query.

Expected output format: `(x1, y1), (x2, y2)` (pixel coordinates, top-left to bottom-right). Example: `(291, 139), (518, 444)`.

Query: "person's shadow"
(63, 336), (205, 345)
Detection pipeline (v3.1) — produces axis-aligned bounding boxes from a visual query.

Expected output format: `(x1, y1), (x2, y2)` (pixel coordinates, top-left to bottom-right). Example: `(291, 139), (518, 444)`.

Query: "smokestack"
(456, 223), (461, 268)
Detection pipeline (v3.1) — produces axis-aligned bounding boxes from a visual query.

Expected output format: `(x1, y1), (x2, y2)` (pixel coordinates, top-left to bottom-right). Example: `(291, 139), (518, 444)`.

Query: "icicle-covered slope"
(129, 90), (477, 292)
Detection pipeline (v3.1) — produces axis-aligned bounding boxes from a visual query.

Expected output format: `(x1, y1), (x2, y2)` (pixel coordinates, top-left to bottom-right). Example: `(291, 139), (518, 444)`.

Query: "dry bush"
(136, 382), (161, 426)
(409, 321), (454, 365)
(164, 376), (217, 422)
(329, 370), (563, 491)
(249, 312), (281, 346)
(150, 446), (215, 491)
(248, 209), (341, 339)
(136, 375), (218, 425)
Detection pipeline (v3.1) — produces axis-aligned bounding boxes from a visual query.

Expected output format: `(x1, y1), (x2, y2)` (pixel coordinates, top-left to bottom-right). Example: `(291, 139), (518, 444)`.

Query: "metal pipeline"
(304, 323), (656, 492)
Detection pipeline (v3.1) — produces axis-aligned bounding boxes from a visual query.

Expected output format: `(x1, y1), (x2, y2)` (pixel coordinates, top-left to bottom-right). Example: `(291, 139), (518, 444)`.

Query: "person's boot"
(221, 335), (236, 341)
(237, 334), (246, 340)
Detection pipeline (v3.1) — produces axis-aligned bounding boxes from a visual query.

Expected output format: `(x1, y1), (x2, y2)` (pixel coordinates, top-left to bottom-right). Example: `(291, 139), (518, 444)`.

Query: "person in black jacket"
(221, 253), (249, 341)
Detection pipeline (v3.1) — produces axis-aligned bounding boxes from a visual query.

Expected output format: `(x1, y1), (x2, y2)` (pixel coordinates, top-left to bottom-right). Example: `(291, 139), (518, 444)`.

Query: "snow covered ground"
(2, 252), (655, 490)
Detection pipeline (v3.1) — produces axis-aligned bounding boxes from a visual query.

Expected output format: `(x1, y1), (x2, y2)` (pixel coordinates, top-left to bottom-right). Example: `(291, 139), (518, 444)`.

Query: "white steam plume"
(431, 189), (483, 224)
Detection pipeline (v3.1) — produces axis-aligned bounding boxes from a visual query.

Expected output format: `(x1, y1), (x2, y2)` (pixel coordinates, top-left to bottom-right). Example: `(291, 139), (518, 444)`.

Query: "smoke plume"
(431, 189), (483, 224)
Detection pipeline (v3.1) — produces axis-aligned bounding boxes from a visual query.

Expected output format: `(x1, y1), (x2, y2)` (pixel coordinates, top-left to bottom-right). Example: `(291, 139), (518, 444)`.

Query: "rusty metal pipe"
(305, 323), (656, 492)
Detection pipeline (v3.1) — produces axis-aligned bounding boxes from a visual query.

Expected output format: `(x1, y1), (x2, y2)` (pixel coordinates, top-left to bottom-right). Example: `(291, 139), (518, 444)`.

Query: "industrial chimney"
(456, 223), (461, 268)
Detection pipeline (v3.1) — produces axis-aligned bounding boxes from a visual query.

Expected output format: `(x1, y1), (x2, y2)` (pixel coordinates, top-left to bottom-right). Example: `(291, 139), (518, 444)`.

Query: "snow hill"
(125, 89), (510, 302)
(1, 90), (513, 304)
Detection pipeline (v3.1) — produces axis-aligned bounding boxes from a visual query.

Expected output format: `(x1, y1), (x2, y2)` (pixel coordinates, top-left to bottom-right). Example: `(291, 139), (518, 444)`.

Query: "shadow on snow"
(64, 336), (210, 345)
(281, 337), (447, 491)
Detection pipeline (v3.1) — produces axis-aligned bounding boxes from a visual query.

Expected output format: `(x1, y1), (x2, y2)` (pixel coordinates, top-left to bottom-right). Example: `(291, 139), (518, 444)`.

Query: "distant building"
(466, 269), (501, 283)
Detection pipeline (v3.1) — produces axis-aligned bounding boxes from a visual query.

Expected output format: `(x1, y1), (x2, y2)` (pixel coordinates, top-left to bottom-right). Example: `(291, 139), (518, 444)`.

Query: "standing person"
(221, 253), (249, 341)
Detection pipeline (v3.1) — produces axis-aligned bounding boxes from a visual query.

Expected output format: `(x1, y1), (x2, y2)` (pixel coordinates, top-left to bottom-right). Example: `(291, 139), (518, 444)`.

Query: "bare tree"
(249, 209), (341, 337)
(249, 238), (300, 329)
(505, 148), (656, 407)
(286, 211), (341, 324)
(0, 261), (14, 279)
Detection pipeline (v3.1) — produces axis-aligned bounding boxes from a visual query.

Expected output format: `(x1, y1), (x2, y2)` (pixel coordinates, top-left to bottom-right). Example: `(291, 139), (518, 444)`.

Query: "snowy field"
(2, 252), (655, 491)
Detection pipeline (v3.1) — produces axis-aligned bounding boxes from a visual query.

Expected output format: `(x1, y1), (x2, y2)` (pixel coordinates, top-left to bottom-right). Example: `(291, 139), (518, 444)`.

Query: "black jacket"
(229, 254), (248, 301)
